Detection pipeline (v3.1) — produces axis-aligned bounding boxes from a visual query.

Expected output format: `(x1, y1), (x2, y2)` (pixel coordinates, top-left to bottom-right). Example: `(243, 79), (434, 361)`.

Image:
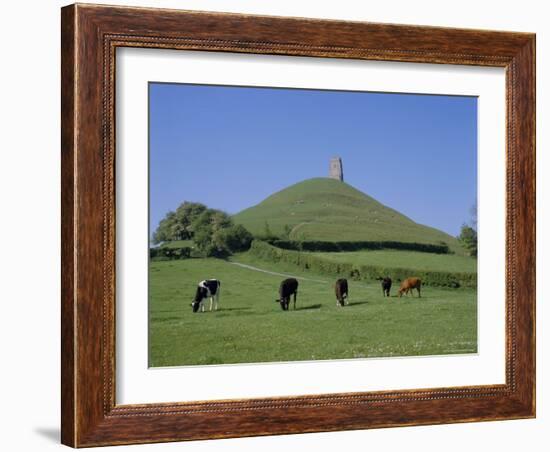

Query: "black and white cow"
(335, 278), (349, 306)
(191, 279), (221, 312)
(276, 278), (299, 311)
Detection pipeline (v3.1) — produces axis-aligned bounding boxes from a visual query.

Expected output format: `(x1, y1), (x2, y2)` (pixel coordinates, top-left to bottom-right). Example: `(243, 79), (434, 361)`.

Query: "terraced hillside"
(233, 178), (463, 253)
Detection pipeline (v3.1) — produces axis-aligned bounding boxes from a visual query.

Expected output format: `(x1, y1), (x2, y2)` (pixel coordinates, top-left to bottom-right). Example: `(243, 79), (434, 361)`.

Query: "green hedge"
(266, 239), (450, 254)
(250, 240), (476, 289)
(150, 246), (193, 260)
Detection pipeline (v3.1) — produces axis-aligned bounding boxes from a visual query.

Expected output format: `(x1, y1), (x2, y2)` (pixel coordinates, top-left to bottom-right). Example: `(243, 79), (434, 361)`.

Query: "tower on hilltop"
(329, 156), (344, 181)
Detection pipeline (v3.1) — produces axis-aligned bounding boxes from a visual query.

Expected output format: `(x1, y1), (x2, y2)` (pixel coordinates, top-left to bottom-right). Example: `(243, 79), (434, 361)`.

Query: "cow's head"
(191, 287), (207, 312)
(277, 296), (290, 310)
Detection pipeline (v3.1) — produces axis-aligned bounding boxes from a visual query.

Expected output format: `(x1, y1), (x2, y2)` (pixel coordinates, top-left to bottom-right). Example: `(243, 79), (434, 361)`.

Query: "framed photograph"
(61, 3), (535, 447)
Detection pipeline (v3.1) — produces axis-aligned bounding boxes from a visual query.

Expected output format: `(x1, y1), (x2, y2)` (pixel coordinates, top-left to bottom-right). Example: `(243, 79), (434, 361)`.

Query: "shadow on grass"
(393, 295), (424, 300)
(346, 300), (369, 307)
(296, 304), (322, 310)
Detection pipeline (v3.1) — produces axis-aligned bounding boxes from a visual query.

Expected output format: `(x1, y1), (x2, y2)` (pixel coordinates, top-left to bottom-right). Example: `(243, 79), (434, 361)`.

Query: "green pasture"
(311, 249), (477, 273)
(149, 256), (477, 367)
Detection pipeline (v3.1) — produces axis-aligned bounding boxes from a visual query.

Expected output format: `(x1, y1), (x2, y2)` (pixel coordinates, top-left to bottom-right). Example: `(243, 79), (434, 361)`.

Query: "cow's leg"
(293, 292), (297, 310)
(417, 286), (421, 298)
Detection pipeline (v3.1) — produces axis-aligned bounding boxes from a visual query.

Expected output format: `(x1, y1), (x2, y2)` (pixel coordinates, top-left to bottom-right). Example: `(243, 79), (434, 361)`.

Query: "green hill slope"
(233, 178), (463, 253)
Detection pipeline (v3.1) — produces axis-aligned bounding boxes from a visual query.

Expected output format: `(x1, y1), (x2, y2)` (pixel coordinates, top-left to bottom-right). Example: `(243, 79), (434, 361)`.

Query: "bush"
(150, 246), (192, 261)
(265, 239), (449, 254)
(249, 240), (476, 289)
(218, 224), (254, 253)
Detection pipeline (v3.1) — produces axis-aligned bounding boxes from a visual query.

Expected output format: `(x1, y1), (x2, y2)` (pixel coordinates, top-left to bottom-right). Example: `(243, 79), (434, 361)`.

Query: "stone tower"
(329, 156), (344, 181)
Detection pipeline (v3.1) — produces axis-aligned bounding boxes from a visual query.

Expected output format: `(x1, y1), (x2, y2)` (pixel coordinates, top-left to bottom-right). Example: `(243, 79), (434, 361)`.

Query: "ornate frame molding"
(62, 4), (535, 447)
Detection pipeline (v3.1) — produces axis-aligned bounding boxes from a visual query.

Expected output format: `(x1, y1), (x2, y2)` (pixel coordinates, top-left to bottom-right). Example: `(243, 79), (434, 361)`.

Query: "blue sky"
(149, 83), (477, 237)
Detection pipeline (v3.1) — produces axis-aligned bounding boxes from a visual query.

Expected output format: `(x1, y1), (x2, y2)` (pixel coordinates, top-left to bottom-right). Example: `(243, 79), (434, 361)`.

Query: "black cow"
(377, 276), (392, 297)
(191, 279), (221, 312)
(276, 278), (299, 311)
(335, 278), (349, 306)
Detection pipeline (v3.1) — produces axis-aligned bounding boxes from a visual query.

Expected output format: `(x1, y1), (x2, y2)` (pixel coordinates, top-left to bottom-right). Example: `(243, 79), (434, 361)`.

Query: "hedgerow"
(249, 240), (476, 289)
(266, 239), (449, 254)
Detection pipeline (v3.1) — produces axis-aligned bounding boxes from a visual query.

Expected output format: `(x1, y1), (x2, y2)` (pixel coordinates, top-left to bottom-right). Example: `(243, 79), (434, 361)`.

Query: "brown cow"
(398, 277), (422, 298)
(334, 278), (349, 306)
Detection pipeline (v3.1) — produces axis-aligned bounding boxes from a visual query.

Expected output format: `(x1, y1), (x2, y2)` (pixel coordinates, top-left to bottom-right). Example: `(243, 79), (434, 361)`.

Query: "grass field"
(149, 255), (477, 367)
(311, 249), (477, 273)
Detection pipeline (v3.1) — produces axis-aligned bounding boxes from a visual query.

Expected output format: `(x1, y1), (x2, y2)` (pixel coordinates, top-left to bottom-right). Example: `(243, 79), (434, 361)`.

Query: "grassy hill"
(233, 178), (464, 253)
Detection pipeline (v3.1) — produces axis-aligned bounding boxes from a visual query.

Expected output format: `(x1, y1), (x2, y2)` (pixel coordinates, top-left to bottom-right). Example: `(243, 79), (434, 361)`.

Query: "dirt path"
(289, 221), (310, 238)
(227, 261), (328, 284)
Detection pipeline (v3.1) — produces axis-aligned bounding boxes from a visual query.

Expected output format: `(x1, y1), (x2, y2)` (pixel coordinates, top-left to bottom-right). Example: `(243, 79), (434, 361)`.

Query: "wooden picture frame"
(61, 3), (535, 447)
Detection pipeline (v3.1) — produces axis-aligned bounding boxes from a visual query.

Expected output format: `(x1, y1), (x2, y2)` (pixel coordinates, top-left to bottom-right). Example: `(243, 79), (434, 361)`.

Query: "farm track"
(227, 261), (328, 283)
(289, 221), (311, 238)
(227, 260), (375, 290)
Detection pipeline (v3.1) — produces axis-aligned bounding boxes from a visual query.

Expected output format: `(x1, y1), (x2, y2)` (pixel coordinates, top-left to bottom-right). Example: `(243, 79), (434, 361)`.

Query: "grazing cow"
(191, 279), (221, 312)
(397, 277), (422, 298)
(276, 278), (299, 311)
(377, 276), (392, 297)
(335, 278), (349, 306)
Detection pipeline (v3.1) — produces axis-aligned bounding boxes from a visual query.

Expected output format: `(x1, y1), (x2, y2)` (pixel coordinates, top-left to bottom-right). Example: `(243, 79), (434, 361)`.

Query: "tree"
(263, 221), (273, 239)
(152, 202), (207, 244)
(190, 209), (232, 256)
(282, 224), (292, 240)
(469, 202), (478, 230)
(458, 223), (477, 257)
(152, 200), (253, 257)
(221, 224), (253, 252)
(152, 211), (176, 244)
